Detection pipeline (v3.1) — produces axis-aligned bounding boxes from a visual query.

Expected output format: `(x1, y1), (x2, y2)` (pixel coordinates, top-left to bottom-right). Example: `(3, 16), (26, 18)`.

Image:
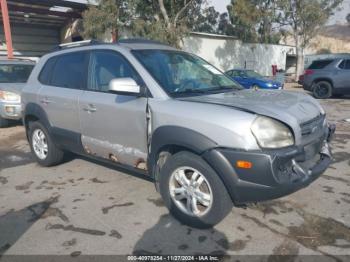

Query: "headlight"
(251, 116), (294, 148)
(266, 83), (273, 87)
(0, 91), (21, 102)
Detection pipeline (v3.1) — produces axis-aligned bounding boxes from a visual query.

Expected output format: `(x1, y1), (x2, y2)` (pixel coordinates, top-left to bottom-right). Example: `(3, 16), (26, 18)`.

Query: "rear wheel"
(159, 151), (232, 228)
(0, 116), (9, 128)
(312, 81), (332, 99)
(28, 121), (64, 166)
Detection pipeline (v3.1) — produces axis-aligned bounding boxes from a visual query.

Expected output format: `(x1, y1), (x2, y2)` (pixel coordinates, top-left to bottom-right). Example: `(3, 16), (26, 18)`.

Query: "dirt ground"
(0, 85), (349, 260)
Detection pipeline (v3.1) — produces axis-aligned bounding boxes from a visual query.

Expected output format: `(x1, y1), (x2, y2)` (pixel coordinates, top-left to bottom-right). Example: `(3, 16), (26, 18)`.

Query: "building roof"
(189, 32), (238, 40)
(0, 0), (90, 28)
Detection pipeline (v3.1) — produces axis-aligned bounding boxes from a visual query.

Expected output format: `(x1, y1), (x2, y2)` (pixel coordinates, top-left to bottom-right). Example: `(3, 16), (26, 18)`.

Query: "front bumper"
(203, 124), (335, 204)
(0, 101), (22, 120)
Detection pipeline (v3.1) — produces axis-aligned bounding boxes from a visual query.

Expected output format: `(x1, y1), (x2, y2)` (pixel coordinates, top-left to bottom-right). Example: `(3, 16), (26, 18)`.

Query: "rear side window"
(308, 60), (333, 69)
(339, 59), (350, 70)
(50, 52), (88, 89)
(38, 57), (56, 85)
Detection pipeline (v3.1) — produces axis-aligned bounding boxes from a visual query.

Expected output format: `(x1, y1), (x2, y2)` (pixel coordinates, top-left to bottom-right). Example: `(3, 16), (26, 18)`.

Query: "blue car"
(225, 69), (283, 89)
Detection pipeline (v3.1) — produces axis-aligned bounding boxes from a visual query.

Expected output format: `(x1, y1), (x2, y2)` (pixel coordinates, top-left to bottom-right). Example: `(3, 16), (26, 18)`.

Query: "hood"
(0, 83), (26, 95)
(177, 89), (323, 128)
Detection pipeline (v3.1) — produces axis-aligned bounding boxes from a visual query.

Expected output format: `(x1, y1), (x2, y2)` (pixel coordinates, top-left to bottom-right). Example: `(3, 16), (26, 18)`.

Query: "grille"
(300, 114), (325, 136)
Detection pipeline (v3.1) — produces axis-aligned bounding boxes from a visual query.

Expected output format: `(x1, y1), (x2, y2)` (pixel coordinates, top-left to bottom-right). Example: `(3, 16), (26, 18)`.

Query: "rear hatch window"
(308, 60), (333, 70)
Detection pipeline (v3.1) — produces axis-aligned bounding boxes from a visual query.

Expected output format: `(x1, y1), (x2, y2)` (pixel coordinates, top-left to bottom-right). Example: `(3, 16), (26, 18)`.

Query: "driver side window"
(87, 50), (141, 92)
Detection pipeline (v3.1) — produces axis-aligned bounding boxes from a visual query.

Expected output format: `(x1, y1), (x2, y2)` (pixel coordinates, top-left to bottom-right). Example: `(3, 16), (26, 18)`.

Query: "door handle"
(83, 104), (97, 113)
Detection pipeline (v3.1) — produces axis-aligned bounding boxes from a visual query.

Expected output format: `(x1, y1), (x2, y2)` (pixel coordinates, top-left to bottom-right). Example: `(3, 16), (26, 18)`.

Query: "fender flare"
(23, 103), (51, 135)
(148, 126), (218, 178)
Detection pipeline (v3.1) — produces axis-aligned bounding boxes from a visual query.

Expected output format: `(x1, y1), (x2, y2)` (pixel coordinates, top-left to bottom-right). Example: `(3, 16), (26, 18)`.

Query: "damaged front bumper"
(203, 124), (336, 204)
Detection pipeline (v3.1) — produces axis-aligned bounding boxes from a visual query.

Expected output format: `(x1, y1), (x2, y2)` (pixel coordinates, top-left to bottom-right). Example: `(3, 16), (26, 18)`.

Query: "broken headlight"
(251, 116), (294, 148)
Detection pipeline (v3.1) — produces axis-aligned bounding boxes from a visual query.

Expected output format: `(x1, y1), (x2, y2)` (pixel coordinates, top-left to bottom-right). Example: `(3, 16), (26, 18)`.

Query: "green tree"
(226, 0), (280, 43)
(82, 0), (134, 42)
(227, 0), (259, 42)
(190, 6), (220, 34)
(131, 0), (211, 46)
(217, 13), (235, 35)
(275, 0), (343, 80)
(83, 0), (212, 46)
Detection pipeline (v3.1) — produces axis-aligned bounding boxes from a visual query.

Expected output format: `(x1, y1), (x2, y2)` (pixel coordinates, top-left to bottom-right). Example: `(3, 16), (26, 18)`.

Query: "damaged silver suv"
(22, 40), (335, 228)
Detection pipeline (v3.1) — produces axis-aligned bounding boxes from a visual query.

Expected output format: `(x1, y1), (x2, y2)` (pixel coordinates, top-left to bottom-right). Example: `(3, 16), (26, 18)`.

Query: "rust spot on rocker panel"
(135, 158), (147, 170)
(109, 154), (119, 163)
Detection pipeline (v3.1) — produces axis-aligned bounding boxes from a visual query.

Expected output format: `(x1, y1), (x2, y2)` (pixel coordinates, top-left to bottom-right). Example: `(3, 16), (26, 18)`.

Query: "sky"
(209, 0), (350, 25)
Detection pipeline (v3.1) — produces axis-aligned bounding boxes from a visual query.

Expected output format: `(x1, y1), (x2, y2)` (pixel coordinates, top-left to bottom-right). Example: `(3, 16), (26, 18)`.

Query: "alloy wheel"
(169, 167), (213, 217)
(32, 129), (48, 160)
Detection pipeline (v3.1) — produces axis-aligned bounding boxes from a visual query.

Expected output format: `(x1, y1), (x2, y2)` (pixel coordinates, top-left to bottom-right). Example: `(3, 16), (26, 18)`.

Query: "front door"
(79, 50), (148, 169)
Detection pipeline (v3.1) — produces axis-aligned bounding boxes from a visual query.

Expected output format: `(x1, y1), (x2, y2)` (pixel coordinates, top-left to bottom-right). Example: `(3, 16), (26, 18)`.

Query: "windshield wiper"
(171, 88), (207, 96)
(207, 86), (241, 93)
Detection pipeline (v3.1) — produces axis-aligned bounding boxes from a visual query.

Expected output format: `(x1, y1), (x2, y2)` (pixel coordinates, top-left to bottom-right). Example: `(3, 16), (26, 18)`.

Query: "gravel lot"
(0, 86), (349, 259)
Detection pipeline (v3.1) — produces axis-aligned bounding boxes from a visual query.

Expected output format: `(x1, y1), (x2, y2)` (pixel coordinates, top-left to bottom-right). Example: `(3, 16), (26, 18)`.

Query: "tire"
(312, 81), (332, 99)
(251, 84), (260, 90)
(0, 116), (9, 128)
(159, 151), (233, 228)
(28, 121), (64, 167)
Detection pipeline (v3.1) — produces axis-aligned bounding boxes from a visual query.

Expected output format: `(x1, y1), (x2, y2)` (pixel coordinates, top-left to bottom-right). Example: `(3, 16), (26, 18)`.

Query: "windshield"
(0, 64), (34, 83)
(132, 50), (242, 97)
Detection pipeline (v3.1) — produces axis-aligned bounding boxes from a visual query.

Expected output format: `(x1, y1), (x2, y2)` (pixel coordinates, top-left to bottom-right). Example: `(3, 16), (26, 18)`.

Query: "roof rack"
(118, 38), (169, 46)
(1, 57), (35, 62)
(51, 39), (102, 52)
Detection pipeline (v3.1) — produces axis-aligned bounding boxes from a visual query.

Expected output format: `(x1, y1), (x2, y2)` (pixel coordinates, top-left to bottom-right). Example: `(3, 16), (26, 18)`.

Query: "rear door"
(336, 59), (350, 90)
(79, 49), (148, 169)
(37, 52), (88, 150)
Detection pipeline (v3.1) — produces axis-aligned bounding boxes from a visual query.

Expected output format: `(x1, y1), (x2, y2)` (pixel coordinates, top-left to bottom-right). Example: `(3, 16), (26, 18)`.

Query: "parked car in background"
(302, 58), (350, 99)
(22, 40), (334, 228)
(0, 59), (35, 127)
(225, 69), (283, 89)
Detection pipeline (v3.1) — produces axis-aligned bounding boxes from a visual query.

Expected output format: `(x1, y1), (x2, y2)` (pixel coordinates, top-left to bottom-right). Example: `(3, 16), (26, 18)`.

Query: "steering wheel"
(175, 79), (200, 92)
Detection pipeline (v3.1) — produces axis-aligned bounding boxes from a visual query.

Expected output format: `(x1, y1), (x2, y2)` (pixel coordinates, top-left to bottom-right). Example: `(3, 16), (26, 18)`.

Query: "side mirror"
(108, 78), (142, 96)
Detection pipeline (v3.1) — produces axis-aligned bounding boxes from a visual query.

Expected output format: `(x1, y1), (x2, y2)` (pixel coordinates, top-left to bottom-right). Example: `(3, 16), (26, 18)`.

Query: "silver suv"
(302, 58), (350, 99)
(22, 40), (335, 228)
(0, 59), (35, 127)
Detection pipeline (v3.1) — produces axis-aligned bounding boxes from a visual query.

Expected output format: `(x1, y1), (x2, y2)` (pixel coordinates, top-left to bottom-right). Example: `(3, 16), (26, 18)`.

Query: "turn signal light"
(236, 160), (252, 169)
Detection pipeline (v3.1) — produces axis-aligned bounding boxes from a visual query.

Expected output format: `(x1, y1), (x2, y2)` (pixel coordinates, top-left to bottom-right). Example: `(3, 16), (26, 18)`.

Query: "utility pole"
(0, 0), (14, 59)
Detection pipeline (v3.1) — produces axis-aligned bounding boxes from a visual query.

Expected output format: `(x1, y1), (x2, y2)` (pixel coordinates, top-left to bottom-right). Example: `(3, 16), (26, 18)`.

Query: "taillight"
(304, 69), (314, 75)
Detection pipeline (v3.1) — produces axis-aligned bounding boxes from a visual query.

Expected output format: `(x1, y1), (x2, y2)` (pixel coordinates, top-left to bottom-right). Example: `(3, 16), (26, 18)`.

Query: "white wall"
(182, 34), (296, 76)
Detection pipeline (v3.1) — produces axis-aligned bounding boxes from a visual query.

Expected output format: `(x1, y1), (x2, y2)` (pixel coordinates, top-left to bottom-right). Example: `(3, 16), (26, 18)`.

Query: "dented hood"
(178, 89), (324, 128)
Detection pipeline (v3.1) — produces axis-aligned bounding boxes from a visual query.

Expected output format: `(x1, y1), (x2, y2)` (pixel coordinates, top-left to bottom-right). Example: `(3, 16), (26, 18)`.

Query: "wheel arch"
(148, 126), (218, 181)
(23, 103), (51, 139)
(312, 78), (334, 88)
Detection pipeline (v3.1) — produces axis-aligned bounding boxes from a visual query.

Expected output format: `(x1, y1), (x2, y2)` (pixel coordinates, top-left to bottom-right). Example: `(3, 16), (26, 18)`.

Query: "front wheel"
(159, 151), (233, 228)
(312, 81), (332, 99)
(28, 121), (64, 166)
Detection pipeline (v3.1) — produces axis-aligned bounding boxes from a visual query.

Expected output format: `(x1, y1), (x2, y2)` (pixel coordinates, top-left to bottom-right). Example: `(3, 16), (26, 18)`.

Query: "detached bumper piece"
(203, 124), (336, 204)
